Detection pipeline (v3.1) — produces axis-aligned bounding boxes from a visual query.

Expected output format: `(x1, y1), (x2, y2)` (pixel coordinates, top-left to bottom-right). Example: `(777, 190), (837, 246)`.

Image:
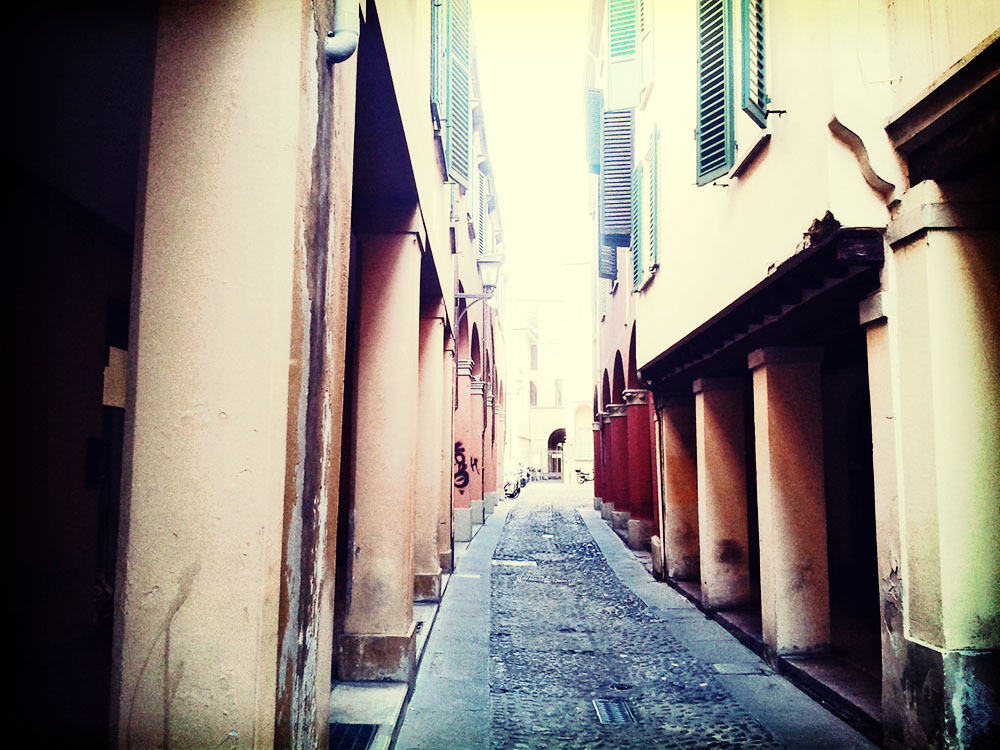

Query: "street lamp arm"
(454, 292), (492, 333)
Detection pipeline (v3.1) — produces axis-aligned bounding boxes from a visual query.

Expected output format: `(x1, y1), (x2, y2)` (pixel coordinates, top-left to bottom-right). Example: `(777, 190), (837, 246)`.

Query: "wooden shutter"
(476, 167), (487, 254)
(647, 127), (659, 269)
(600, 109), (633, 245)
(741, 0), (768, 127)
(608, 0), (639, 109)
(630, 162), (643, 291)
(446, 0), (472, 187)
(696, 0), (734, 185)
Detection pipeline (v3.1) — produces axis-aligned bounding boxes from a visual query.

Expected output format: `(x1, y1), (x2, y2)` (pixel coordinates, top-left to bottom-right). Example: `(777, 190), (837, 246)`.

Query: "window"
(630, 162), (643, 290)
(529, 381), (538, 406)
(695, 0), (734, 185)
(586, 89), (604, 174)
(741, 0), (768, 127)
(576, 428), (594, 460)
(554, 380), (563, 407)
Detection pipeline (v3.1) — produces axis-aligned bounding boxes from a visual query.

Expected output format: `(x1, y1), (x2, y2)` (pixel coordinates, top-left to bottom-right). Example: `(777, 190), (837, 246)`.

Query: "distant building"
(12, 0), (505, 745)
(586, 0), (998, 747)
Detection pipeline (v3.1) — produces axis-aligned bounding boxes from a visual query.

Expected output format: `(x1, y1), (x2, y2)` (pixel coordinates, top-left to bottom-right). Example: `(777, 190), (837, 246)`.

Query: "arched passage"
(612, 351), (626, 404)
(547, 428), (566, 476)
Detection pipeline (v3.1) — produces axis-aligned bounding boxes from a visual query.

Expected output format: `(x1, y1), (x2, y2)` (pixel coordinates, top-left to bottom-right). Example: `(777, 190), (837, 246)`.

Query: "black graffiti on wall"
(454, 442), (469, 494)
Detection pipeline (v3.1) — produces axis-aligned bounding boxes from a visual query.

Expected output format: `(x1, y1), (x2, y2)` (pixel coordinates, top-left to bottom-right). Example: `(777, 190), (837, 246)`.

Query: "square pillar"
(693, 377), (751, 610)
(623, 389), (655, 550)
(414, 307), (444, 602)
(469, 379), (486, 526)
(452, 358), (473, 542)
(592, 419), (605, 510)
(439, 342), (456, 572)
(749, 347), (830, 654)
(607, 404), (630, 530)
(336, 233), (421, 683)
(659, 398), (700, 581)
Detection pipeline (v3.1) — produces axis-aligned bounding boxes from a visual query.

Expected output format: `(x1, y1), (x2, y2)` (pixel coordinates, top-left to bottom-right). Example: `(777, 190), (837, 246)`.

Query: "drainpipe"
(325, 0), (360, 63)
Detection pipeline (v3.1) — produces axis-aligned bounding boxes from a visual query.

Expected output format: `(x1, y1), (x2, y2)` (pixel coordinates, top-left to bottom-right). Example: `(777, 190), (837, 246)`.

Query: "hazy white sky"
(472, 0), (593, 300)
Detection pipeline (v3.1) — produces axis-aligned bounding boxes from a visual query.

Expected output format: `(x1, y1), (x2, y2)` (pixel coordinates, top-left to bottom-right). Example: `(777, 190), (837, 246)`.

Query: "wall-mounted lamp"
(455, 255), (503, 330)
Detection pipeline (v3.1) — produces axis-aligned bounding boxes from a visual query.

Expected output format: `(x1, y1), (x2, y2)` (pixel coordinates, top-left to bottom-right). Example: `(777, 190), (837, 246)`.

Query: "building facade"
(587, 0), (998, 747)
(11, 0), (505, 746)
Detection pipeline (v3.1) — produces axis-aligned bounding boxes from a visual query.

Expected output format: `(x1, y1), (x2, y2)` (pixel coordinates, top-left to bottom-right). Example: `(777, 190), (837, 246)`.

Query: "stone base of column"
(471, 499), (485, 525)
(601, 502), (613, 521)
(483, 491), (498, 515)
(612, 510), (630, 531)
(454, 507), (472, 542)
(336, 621), (417, 683)
(593, 496), (603, 511)
(414, 572), (442, 602)
(650, 535), (664, 577)
(439, 550), (453, 573)
(627, 519), (652, 551)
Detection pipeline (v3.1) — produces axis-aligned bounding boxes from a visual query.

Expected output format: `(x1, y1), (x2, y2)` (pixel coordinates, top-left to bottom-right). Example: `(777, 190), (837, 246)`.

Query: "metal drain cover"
(491, 559), (537, 567)
(329, 723), (378, 750)
(593, 697), (636, 724)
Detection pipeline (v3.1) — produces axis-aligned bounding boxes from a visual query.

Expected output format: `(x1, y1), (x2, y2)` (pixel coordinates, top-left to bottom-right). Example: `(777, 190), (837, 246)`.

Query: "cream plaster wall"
(634, 0), (904, 373)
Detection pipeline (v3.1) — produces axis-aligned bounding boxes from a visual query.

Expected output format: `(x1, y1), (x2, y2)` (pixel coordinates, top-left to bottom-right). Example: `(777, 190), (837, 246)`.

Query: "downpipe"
(325, 0), (360, 63)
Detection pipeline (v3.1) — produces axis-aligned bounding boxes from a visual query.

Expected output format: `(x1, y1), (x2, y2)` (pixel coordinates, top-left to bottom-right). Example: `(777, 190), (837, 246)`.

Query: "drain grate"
(329, 723), (378, 750)
(592, 697), (636, 725)
(711, 662), (767, 675)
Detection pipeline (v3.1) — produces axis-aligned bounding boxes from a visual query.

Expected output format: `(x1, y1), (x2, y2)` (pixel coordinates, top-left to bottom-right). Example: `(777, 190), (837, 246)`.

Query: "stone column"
(607, 404), (630, 531)
(592, 420), (605, 511)
(336, 233), (421, 682)
(659, 398), (700, 581)
(414, 306), (444, 602)
(693, 377), (751, 610)
(469, 378), (486, 525)
(623, 389), (655, 549)
(439, 340), (456, 571)
(748, 347), (830, 654)
(452, 358), (473, 542)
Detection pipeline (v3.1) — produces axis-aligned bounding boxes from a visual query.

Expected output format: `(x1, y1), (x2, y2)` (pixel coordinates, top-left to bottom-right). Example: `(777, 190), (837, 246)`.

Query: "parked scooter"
(504, 479), (521, 499)
(575, 468), (594, 484)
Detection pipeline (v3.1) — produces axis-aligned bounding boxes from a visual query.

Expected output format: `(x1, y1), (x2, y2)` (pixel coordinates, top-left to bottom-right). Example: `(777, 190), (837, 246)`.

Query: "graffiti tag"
(454, 442), (469, 493)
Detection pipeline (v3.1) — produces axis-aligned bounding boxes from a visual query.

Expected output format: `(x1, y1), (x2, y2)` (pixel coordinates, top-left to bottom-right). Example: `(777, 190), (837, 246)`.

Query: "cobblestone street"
(396, 484), (876, 749)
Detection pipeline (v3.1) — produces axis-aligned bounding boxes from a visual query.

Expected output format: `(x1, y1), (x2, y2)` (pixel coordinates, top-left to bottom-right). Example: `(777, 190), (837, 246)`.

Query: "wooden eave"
(640, 227), (885, 394)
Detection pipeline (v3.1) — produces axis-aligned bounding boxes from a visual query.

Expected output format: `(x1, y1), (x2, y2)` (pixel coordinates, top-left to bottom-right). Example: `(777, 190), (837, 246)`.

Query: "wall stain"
(125, 559), (200, 749)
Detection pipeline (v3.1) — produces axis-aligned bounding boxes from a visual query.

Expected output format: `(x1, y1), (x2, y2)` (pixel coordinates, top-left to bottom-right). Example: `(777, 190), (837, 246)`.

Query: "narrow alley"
(395, 484), (875, 749)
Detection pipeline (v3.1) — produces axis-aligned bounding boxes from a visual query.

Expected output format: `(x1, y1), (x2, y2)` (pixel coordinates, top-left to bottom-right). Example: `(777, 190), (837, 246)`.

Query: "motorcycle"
(575, 468), (594, 484)
(504, 479), (521, 499)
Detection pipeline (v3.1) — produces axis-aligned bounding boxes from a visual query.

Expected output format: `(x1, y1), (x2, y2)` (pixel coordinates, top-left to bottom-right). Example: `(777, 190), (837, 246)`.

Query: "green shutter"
(608, 0), (640, 108)
(741, 0), (768, 127)
(696, 0), (734, 185)
(431, 0), (445, 112)
(609, 0), (638, 58)
(446, 0), (471, 187)
(630, 162), (643, 291)
(647, 128), (658, 269)
(600, 108), (634, 245)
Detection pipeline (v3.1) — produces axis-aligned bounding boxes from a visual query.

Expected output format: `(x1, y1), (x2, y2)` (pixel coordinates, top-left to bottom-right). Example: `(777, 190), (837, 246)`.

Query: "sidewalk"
(394, 483), (876, 748)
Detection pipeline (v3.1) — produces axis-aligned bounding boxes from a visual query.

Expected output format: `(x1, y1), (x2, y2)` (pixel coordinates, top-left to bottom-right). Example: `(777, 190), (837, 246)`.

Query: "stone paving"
(395, 484), (876, 750)
(489, 498), (778, 749)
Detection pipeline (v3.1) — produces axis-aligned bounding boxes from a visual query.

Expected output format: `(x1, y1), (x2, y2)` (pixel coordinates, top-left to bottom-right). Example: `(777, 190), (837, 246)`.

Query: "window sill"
(731, 131), (771, 180)
(636, 265), (657, 293)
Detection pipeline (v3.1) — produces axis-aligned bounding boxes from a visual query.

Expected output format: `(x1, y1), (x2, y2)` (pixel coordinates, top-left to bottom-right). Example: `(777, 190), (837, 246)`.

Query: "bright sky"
(472, 0), (593, 301)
